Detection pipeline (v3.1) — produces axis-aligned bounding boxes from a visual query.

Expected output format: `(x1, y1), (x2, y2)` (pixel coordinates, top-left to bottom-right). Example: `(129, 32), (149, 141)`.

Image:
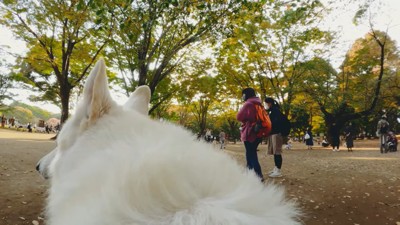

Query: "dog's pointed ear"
(83, 58), (114, 123)
(123, 85), (151, 115)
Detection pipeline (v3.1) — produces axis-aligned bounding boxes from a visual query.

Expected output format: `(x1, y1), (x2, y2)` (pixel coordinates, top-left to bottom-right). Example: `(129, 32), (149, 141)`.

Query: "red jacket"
(236, 97), (261, 142)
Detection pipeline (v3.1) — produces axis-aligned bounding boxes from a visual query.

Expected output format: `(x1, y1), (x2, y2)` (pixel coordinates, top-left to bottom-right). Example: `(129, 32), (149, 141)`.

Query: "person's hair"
(242, 88), (256, 101)
(382, 115), (387, 119)
(264, 97), (280, 108)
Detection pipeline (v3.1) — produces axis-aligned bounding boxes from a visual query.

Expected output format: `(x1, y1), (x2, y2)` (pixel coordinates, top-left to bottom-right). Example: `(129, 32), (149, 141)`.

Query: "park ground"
(0, 128), (400, 225)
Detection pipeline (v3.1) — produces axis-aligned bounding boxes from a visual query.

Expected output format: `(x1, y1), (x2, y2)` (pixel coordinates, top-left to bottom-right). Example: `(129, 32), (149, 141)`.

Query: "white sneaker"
(269, 169), (282, 178)
(268, 167), (278, 175)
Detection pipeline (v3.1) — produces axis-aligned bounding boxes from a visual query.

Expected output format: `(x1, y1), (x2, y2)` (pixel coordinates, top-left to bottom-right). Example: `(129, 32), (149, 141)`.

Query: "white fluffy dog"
(36, 59), (301, 225)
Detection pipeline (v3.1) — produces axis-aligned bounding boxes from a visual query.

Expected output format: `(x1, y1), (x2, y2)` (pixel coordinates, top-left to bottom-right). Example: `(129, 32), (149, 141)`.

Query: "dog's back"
(38, 59), (301, 225)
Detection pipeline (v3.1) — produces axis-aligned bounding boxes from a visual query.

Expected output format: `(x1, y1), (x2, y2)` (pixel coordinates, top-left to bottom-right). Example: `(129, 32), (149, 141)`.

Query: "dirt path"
(1, 128), (400, 225)
(0, 129), (55, 225)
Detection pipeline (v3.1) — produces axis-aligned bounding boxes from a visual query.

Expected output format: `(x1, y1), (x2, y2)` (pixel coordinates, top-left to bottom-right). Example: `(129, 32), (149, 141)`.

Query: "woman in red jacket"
(236, 88), (264, 182)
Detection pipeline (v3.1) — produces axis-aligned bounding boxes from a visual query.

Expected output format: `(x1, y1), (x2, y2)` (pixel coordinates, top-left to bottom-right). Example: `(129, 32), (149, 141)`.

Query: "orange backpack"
(252, 103), (272, 138)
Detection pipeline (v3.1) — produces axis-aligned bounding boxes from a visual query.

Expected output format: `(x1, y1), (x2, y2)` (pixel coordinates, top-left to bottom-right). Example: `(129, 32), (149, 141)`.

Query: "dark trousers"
(244, 138), (263, 179)
(332, 136), (340, 149)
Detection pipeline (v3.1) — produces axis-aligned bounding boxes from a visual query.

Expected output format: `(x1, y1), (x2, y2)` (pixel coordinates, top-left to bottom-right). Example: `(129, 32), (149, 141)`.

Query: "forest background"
(1, 0), (400, 142)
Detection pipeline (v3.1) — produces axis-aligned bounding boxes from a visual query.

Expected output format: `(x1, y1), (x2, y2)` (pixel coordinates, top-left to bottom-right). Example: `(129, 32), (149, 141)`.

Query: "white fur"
(37, 59), (301, 225)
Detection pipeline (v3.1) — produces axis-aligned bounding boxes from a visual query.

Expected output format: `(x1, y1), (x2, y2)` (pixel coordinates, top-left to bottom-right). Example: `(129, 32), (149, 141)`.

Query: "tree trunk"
(318, 30), (386, 142)
(59, 85), (71, 124)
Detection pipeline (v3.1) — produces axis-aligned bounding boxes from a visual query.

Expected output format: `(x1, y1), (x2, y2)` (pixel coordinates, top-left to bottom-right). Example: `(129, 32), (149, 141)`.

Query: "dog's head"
(36, 58), (151, 179)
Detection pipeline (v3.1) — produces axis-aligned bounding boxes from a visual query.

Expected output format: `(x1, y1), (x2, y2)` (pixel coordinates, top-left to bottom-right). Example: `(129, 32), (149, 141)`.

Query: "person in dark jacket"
(236, 88), (264, 181)
(377, 115), (390, 153)
(330, 122), (340, 151)
(265, 97), (284, 178)
(344, 122), (354, 152)
(305, 127), (314, 150)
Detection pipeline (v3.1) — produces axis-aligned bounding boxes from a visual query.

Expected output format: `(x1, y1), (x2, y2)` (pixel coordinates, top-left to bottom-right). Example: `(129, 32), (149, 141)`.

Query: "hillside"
(0, 101), (60, 125)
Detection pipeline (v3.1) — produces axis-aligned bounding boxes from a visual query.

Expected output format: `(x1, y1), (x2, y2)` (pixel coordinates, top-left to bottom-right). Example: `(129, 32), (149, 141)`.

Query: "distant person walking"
(305, 127), (314, 150)
(1, 115), (5, 128)
(330, 122), (340, 151)
(377, 115), (389, 153)
(219, 130), (226, 149)
(236, 88), (264, 181)
(344, 122), (354, 152)
(27, 123), (32, 133)
(265, 97), (285, 178)
(205, 129), (212, 143)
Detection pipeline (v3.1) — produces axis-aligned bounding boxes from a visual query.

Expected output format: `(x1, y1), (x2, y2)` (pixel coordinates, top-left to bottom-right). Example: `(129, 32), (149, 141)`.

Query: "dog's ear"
(83, 58), (115, 123)
(123, 85), (151, 115)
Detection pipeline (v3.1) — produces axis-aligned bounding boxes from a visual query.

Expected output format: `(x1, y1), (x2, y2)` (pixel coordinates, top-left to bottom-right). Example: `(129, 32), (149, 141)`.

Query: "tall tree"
(0, 0), (112, 123)
(217, 0), (331, 116)
(0, 55), (13, 111)
(102, 0), (248, 113)
(173, 56), (221, 135)
(0, 72), (12, 111)
(302, 31), (399, 139)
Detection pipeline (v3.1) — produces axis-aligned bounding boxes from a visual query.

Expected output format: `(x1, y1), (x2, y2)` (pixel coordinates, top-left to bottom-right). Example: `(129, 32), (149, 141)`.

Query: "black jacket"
(268, 106), (284, 135)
